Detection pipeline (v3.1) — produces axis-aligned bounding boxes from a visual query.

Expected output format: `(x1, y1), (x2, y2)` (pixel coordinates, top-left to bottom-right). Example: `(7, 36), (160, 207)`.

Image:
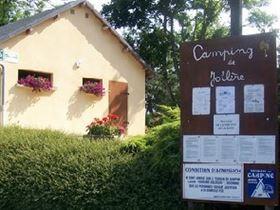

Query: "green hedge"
(0, 125), (186, 210)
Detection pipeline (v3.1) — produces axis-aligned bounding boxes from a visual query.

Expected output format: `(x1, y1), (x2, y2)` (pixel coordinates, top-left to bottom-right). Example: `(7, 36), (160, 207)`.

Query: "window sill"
(16, 83), (57, 92)
(79, 90), (104, 98)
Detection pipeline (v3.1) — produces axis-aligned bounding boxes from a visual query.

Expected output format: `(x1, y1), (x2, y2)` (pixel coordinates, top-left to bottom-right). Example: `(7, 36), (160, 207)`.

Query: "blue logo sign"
(247, 169), (275, 199)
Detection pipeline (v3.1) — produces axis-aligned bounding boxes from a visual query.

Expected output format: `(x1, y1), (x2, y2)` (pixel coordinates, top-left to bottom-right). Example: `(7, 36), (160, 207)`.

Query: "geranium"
(80, 81), (105, 96)
(86, 114), (125, 139)
(18, 75), (53, 92)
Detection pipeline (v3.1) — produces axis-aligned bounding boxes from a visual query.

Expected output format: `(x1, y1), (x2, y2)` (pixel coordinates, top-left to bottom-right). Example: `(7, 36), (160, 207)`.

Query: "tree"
(247, 9), (277, 33)
(102, 0), (277, 114)
(102, 0), (227, 113)
(0, 0), (49, 26)
(227, 0), (277, 34)
(229, 0), (242, 35)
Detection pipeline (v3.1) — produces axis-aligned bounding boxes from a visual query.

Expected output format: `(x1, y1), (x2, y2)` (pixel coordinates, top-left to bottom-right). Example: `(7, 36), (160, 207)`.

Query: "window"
(18, 69), (52, 82)
(82, 78), (102, 85)
(80, 78), (105, 96)
(17, 69), (53, 92)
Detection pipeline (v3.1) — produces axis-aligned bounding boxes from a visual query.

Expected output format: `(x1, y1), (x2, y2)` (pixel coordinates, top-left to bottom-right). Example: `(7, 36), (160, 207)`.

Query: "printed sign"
(0, 49), (18, 63)
(180, 33), (278, 205)
(256, 136), (275, 164)
(183, 135), (201, 162)
(216, 86), (235, 114)
(214, 114), (239, 135)
(217, 136), (238, 163)
(244, 84), (264, 113)
(247, 169), (276, 199)
(183, 135), (275, 164)
(183, 164), (243, 202)
(192, 87), (210, 115)
(201, 135), (218, 162)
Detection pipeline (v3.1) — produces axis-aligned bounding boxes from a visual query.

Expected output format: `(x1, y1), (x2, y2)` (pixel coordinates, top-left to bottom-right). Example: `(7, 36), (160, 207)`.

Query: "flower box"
(16, 83), (57, 92)
(17, 75), (54, 92)
(80, 81), (105, 97)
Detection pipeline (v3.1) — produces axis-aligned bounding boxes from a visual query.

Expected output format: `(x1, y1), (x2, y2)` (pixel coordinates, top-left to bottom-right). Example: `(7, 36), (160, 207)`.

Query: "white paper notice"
(183, 135), (201, 162)
(201, 136), (218, 162)
(217, 136), (238, 163)
(256, 136), (275, 164)
(214, 114), (240, 135)
(183, 135), (275, 164)
(244, 84), (264, 113)
(237, 136), (256, 163)
(192, 87), (210, 115)
(183, 164), (243, 202)
(216, 86), (235, 114)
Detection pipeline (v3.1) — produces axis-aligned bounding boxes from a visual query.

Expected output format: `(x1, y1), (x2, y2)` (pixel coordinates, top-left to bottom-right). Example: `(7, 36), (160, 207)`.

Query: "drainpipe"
(0, 63), (5, 126)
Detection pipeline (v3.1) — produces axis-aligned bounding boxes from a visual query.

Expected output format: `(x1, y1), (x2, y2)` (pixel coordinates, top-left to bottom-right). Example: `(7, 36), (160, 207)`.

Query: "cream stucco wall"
(0, 6), (146, 135)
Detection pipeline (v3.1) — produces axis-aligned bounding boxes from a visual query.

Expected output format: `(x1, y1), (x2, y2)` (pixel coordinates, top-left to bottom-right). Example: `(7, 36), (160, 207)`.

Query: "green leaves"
(247, 8), (277, 32)
(102, 0), (228, 110)
(102, 0), (154, 29)
(0, 0), (48, 26)
(102, 0), (277, 111)
(0, 125), (187, 209)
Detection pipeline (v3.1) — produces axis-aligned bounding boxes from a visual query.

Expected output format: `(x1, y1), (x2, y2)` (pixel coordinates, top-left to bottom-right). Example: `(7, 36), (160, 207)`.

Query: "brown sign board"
(180, 33), (278, 206)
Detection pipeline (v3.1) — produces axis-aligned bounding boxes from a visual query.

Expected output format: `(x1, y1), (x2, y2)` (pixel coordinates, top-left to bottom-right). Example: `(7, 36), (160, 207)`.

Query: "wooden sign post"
(180, 33), (278, 206)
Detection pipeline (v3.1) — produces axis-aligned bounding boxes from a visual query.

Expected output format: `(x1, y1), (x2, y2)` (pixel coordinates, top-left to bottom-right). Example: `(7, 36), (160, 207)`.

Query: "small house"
(0, 0), (152, 135)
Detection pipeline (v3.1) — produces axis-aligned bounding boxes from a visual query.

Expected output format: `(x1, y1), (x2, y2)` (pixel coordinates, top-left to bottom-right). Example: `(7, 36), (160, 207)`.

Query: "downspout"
(0, 63), (5, 126)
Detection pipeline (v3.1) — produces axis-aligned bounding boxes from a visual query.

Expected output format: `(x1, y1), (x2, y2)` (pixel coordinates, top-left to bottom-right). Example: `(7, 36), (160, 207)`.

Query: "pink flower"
(117, 125), (126, 134)
(18, 75), (52, 92)
(80, 81), (105, 96)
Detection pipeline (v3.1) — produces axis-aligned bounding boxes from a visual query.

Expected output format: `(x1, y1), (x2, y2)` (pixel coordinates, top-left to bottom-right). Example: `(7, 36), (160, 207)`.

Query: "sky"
(87, 0), (110, 11)
(50, 0), (280, 38)
(242, 0), (280, 35)
(48, 0), (110, 11)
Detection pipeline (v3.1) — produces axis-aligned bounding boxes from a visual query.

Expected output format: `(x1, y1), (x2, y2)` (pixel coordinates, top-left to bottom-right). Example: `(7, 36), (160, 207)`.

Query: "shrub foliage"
(0, 124), (186, 210)
(146, 105), (180, 128)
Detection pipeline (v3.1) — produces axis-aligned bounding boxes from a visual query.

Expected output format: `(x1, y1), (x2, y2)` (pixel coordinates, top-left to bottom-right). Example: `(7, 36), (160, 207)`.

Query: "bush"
(146, 105), (180, 128)
(120, 135), (149, 154)
(0, 125), (187, 210)
(119, 120), (183, 209)
(0, 126), (131, 209)
(147, 121), (181, 175)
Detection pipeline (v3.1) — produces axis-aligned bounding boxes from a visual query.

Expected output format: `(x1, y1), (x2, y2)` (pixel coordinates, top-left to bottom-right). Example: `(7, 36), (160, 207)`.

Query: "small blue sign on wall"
(0, 49), (18, 63)
(247, 169), (276, 199)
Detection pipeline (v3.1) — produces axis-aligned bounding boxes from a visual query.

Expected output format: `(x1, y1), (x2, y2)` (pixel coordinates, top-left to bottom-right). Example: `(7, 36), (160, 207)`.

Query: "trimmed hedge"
(0, 125), (186, 210)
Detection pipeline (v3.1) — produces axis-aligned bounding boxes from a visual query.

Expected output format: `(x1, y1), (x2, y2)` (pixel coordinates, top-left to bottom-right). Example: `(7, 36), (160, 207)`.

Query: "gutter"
(0, 63), (5, 126)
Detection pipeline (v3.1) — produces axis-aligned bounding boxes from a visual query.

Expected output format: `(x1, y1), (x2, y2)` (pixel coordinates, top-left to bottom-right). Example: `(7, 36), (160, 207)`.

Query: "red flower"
(109, 114), (119, 120)
(86, 114), (125, 138)
(102, 117), (109, 124)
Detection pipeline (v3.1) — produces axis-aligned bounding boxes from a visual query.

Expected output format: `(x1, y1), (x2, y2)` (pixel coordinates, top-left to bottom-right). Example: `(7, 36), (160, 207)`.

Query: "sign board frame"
(180, 33), (278, 206)
(0, 49), (18, 63)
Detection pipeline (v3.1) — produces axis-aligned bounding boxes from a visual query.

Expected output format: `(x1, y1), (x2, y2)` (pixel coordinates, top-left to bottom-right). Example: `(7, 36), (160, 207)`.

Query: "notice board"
(180, 33), (278, 205)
